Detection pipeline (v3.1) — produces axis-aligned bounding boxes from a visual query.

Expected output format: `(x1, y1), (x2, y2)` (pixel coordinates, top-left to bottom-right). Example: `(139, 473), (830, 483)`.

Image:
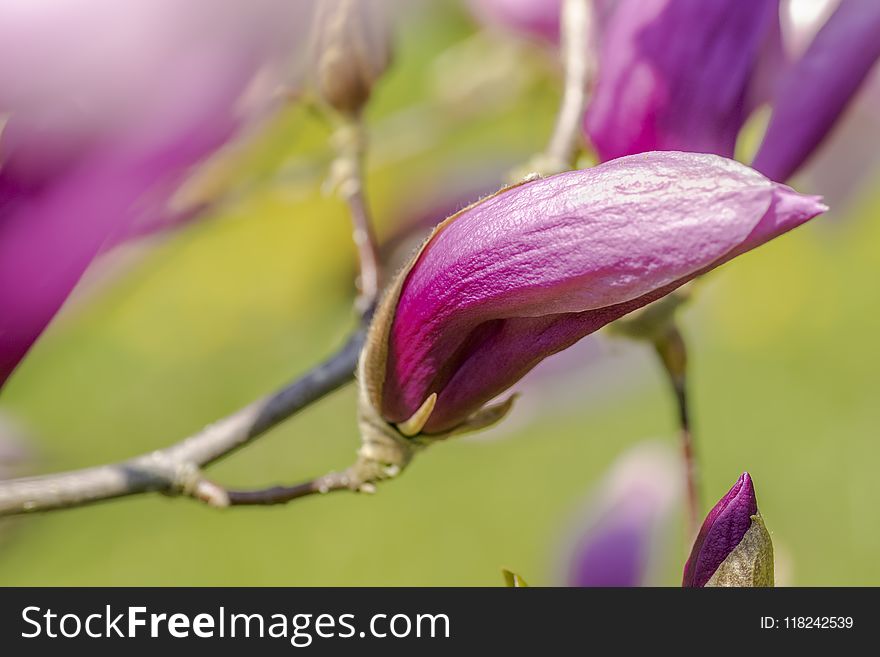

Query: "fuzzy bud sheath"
(308, 0), (392, 117)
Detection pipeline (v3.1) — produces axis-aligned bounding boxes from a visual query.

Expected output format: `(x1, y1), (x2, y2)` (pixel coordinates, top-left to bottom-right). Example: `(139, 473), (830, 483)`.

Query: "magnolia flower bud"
(309, 0), (392, 116)
(347, 152), (825, 488)
(683, 473), (774, 587)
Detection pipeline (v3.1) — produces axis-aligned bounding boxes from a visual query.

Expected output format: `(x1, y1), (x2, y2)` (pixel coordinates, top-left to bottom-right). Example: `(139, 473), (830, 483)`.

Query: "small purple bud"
(682, 473), (774, 587)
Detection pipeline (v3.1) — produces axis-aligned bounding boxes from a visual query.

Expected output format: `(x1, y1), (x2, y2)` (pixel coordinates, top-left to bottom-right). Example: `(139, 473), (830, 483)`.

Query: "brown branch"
(222, 471), (353, 506)
(0, 94), (391, 518)
(0, 327), (366, 517)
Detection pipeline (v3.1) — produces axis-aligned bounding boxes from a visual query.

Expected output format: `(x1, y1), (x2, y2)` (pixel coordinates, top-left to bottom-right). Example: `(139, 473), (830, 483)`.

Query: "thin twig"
(652, 324), (701, 536)
(331, 116), (382, 312)
(0, 102), (388, 518)
(222, 471), (353, 506)
(0, 327), (366, 517)
(543, 0), (593, 172)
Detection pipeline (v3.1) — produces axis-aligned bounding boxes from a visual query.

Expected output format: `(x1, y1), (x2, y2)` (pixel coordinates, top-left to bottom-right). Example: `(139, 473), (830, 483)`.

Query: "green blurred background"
(1, 3), (878, 586)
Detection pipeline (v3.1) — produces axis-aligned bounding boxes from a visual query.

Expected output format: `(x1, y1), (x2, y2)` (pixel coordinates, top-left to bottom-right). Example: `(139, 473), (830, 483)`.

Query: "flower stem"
(544, 0), (593, 171)
(331, 114), (382, 313)
(653, 324), (701, 537)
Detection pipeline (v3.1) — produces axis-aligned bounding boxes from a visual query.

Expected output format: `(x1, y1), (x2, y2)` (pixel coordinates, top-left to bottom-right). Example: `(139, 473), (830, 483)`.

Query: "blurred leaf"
(501, 569), (529, 587)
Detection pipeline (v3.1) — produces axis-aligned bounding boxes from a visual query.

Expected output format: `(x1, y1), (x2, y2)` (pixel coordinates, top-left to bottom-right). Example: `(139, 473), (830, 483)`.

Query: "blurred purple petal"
(568, 443), (681, 587)
(377, 152), (825, 433)
(752, 0), (880, 182)
(572, 522), (644, 586)
(0, 0), (315, 387)
(745, 7), (788, 114)
(585, 0), (779, 161)
(682, 472), (757, 588)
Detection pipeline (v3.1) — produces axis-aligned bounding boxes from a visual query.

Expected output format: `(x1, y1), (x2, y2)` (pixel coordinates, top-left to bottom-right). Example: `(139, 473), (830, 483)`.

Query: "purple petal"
(380, 152), (826, 432)
(752, 0), (880, 182)
(585, 0), (779, 161)
(682, 472), (758, 588)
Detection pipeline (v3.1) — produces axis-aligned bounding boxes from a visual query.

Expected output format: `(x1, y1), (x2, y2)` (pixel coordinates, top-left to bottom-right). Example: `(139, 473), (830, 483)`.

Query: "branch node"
(191, 479), (231, 508)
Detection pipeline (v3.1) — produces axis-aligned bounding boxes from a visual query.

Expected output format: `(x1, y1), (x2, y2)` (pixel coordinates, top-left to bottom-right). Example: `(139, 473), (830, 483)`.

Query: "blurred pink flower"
(585, 0), (780, 162)
(753, 0), (880, 183)
(565, 442), (682, 587)
(470, 0), (880, 196)
(0, 0), (316, 388)
(585, 0), (880, 188)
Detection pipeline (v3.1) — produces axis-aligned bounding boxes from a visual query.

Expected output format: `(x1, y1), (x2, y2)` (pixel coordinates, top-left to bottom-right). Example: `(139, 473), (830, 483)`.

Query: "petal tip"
(773, 185), (829, 221)
(737, 471), (756, 503)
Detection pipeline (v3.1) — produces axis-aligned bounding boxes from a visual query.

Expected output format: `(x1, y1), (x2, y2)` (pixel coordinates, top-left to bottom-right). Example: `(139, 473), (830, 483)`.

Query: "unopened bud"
(683, 473), (774, 587)
(309, 0), (392, 116)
